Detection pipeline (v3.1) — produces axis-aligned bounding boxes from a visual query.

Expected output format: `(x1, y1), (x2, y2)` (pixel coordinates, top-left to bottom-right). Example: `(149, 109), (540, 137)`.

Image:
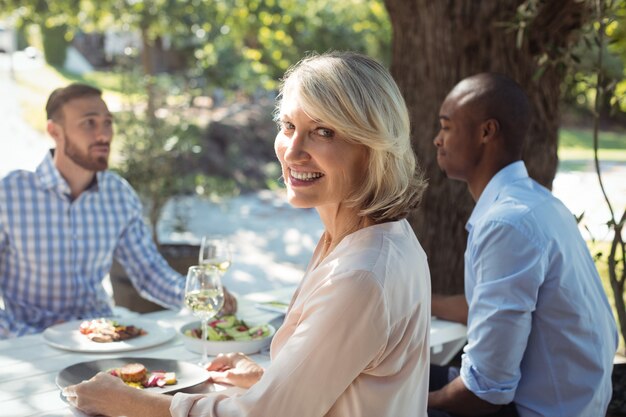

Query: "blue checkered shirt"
(0, 152), (184, 338)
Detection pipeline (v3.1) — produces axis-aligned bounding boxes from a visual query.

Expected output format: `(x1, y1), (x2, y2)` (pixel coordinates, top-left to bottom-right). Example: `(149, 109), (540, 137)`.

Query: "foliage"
(0, 0), (81, 65)
(0, 0), (391, 243)
(191, 0), (391, 92)
(111, 76), (238, 243)
(591, 240), (626, 354)
(561, 0), (626, 117)
(580, 0), (626, 353)
(1, 0), (390, 92)
(40, 23), (68, 66)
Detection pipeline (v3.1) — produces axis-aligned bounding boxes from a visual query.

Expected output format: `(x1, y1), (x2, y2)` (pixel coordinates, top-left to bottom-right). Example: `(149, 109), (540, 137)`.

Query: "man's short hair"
(454, 73), (531, 159)
(46, 83), (103, 121)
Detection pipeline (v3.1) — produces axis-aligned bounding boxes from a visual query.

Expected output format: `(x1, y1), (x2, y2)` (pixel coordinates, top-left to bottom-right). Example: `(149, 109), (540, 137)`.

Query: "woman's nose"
(284, 131), (309, 162)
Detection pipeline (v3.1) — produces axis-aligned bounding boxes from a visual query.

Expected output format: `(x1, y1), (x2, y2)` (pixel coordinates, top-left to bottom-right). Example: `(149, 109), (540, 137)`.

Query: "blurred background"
(0, 0), (624, 347)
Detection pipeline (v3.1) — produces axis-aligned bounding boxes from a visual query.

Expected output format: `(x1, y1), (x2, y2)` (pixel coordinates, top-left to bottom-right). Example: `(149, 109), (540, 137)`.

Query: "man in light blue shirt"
(0, 84), (236, 338)
(428, 73), (617, 417)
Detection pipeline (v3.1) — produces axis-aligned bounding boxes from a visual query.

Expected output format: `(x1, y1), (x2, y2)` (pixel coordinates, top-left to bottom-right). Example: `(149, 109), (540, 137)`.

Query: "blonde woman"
(65, 51), (431, 417)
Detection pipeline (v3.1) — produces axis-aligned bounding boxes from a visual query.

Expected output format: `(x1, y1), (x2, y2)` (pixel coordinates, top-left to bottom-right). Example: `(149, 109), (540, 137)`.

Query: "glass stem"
(201, 317), (209, 366)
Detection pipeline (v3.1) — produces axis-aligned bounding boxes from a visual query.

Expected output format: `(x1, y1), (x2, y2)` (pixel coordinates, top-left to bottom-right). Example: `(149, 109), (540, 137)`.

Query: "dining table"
(1, 285), (467, 417)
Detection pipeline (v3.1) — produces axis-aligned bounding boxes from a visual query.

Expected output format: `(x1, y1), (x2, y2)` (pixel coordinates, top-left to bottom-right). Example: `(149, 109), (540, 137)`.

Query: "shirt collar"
(466, 160), (528, 232)
(35, 149), (103, 195)
(36, 150), (69, 193)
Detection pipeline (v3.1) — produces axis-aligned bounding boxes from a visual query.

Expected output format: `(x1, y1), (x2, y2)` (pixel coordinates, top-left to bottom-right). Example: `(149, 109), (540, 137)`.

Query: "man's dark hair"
(45, 83), (103, 121)
(462, 73), (531, 159)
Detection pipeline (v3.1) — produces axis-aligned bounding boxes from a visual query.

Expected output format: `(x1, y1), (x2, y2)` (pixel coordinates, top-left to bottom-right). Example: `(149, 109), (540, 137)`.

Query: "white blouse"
(171, 219), (431, 417)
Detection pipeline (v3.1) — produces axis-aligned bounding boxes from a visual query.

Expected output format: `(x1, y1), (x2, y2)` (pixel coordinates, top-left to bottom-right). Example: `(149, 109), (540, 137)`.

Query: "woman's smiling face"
(274, 94), (368, 211)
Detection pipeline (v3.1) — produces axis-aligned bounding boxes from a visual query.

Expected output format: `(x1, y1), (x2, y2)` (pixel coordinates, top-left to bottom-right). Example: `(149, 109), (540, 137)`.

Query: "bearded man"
(0, 84), (235, 338)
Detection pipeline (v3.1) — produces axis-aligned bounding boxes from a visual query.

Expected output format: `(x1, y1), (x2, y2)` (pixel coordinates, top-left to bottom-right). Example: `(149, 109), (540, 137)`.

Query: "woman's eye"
(316, 127), (334, 138)
(280, 121), (295, 131)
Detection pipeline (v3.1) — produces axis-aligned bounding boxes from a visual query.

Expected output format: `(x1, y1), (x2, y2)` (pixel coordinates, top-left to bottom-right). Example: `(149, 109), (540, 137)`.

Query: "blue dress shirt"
(0, 152), (184, 338)
(460, 161), (617, 417)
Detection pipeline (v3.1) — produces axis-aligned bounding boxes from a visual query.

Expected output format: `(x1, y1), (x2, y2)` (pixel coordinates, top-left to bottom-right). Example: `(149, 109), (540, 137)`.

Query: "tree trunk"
(384, 0), (588, 293)
(140, 26), (158, 124)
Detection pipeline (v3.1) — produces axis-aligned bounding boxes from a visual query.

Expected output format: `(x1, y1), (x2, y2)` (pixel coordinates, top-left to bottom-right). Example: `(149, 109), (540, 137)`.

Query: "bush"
(41, 24), (68, 67)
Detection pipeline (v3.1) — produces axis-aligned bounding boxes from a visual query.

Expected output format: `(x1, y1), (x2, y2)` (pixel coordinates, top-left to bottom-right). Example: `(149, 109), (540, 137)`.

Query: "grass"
(55, 68), (136, 94)
(14, 63), (136, 134)
(14, 65), (70, 133)
(558, 127), (626, 161)
(589, 240), (626, 355)
(15, 62), (133, 98)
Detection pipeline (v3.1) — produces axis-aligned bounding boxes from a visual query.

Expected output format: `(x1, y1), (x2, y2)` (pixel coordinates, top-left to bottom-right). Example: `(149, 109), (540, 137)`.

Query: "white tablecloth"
(1, 287), (466, 417)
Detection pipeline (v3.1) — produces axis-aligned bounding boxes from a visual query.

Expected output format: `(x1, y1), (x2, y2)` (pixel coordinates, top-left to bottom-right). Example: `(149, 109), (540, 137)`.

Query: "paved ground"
(554, 160), (626, 241)
(1, 50), (624, 297)
(0, 52), (54, 175)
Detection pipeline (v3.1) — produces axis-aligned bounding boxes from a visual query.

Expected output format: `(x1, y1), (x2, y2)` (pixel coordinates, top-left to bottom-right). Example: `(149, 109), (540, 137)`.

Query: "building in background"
(0, 20), (16, 53)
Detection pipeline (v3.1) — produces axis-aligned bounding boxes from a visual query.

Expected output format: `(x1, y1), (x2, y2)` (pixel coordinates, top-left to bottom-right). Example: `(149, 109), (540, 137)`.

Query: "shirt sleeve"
(1, 210), (28, 337)
(0, 209), (5, 252)
(171, 270), (389, 417)
(0, 200), (7, 263)
(113, 211), (184, 310)
(0, 211), (7, 338)
(461, 220), (545, 405)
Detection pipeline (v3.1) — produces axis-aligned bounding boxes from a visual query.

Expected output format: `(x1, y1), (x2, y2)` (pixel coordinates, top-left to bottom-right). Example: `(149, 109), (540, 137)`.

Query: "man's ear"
(480, 118), (500, 143)
(46, 119), (62, 143)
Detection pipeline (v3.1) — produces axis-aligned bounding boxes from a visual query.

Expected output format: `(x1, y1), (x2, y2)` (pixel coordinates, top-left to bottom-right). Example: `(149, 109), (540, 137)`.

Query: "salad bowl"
(179, 315), (275, 356)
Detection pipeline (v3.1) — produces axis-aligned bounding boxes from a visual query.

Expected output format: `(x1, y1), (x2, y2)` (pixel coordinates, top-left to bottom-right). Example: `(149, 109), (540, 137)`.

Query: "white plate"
(56, 357), (209, 396)
(43, 318), (176, 353)
(180, 321), (275, 356)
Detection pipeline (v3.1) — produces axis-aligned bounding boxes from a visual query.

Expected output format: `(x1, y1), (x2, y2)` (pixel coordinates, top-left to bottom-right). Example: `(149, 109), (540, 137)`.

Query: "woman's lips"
(289, 168), (324, 185)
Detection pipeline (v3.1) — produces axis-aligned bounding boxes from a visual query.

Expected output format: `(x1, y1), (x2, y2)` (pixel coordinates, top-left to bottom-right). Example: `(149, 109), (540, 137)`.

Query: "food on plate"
(184, 315), (272, 341)
(119, 363), (147, 382)
(109, 362), (177, 389)
(79, 318), (147, 343)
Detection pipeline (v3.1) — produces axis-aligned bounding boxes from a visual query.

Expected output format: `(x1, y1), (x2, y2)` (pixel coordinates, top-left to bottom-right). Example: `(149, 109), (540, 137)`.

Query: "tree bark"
(384, 0), (588, 293)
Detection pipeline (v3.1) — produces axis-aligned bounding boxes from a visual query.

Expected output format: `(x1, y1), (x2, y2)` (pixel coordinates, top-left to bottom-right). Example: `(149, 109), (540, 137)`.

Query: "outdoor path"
(0, 51), (53, 176)
(1, 51), (624, 296)
(554, 161), (626, 241)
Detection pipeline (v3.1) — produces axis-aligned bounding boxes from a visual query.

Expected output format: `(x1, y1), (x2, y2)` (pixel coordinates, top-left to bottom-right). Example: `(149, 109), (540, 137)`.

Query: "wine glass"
(199, 236), (232, 275)
(184, 265), (225, 366)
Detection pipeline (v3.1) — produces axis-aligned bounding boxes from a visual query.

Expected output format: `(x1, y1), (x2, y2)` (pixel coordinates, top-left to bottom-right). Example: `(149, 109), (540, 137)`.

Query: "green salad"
(185, 315), (272, 341)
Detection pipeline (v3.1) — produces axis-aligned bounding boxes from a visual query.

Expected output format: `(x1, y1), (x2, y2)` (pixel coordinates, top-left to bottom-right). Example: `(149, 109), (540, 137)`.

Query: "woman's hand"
(63, 372), (128, 415)
(62, 372), (171, 417)
(206, 352), (264, 388)
(222, 287), (238, 315)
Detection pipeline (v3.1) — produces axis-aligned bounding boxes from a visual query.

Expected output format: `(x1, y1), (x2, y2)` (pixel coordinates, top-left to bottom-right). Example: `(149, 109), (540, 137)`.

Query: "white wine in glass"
(199, 236), (232, 274)
(184, 265), (224, 366)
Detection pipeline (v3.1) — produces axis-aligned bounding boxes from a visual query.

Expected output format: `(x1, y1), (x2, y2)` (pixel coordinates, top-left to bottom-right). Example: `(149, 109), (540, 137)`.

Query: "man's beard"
(64, 133), (109, 171)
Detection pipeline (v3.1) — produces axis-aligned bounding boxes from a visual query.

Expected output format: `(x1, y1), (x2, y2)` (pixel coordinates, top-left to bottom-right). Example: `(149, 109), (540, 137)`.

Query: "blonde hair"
(276, 51), (427, 222)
